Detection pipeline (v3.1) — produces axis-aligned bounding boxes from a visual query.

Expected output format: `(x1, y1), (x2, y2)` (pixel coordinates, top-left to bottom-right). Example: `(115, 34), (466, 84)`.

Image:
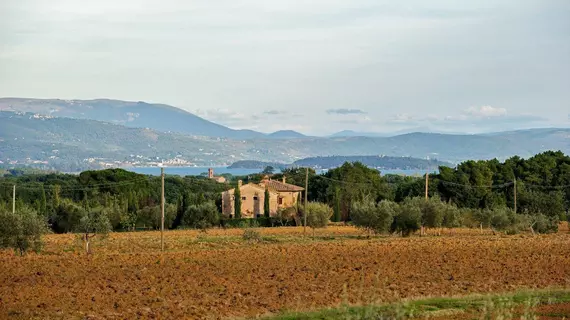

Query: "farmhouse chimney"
(282, 177), (286, 183)
(238, 180), (243, 188)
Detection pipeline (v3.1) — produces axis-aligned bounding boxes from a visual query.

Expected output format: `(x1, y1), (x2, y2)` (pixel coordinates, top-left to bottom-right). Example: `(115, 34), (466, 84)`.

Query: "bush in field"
(391, 198), (422, 237)
(419, 197), (445, 230)
(242, 228), (262, 242)
(301, 202), (332, 236)
(0, 207), (49, 256)
(182, 202), (220, 231)
(275, 207), (297, 226)
(442, 203), (461, 228)
(351, 199), (397, 235)
(530, 214), (558, 234)
(490, 207), (514, 231)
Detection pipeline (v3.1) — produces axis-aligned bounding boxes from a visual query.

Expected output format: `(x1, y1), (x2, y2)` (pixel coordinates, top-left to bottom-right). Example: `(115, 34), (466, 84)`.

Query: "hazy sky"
(1, 0), (569, 135)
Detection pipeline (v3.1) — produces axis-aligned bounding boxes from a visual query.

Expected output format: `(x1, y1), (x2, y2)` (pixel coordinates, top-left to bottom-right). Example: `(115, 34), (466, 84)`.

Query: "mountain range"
(1, 97), (569, 171)
(0, 98), (302, 139)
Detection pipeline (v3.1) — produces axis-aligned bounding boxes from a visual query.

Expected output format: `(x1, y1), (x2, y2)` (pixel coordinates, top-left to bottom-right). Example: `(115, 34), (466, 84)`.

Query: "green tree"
(182, 202), (220, 231)
(40, 185), (47, 216)
(51, 200), (87, 233)
(264, 187), (270, 218)
(0, 207), (49, 256)
(302, 202), (332, 237)
(333, 186), (341, 222)
(391, 198), (422, 237)
(75, 207), (112, 254)
(351, 199), (397, 235)
(262, 166), (275, 175)
(234, 186), (242, 219)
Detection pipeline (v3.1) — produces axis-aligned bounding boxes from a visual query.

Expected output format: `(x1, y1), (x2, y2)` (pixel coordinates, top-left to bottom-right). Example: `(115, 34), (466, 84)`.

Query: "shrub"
(182, 202), (220, 231)
(442, 204), (461, 228)
(530, 214), (558, 234)
(421, 197), (445, 229)
(275, 207), (297, 226)
(351, 200), (396, 235)
(0, 207), (49, 256)
(391, 198), (422, 237)
(490, 207), (514, 231)
(301, 202), (332, 236)
(242, 228), (261, 242)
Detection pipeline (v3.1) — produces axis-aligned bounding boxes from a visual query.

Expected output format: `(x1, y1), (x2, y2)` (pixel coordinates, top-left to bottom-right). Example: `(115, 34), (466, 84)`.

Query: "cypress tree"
(40, 185), (47, 216)
(264, 187), (270, 218)
(334, 186), (341, 222)
(234, 186), (242, 219)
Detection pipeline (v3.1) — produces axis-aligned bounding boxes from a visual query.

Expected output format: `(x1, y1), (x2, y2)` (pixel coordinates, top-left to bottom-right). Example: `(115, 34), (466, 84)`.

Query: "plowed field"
(1, 227), (570, 319)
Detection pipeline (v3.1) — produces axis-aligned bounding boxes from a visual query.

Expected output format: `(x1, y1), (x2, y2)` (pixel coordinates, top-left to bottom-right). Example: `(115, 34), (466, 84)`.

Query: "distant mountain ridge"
(229, 156), (452, 170)
(1, 111), (570, 172)
(0, 97), (301, 139)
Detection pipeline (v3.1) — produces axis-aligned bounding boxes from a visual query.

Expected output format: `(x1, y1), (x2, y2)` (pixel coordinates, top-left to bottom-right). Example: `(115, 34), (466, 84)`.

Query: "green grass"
(259, 288), (570, 320)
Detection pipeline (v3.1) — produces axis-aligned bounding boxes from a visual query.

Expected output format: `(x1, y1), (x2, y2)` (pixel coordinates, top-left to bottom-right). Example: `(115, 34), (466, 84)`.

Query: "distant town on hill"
(228, 156), (451, 170)
(1, 98), (569, 172)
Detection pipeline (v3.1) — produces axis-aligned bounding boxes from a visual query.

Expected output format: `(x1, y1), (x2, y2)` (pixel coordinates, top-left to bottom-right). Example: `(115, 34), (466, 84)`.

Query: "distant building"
(208, 168), (227, 183)
(221, 176), (304, 218)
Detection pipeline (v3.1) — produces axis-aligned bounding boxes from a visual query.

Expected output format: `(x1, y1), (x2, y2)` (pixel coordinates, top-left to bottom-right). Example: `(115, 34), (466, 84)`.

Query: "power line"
(438, 180), (514, 189)
(0, 178), (152, 191)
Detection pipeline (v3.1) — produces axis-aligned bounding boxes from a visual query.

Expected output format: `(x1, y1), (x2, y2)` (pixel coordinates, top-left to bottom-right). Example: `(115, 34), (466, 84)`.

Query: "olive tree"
(391, 198), (422, 237)
(0, 207), (49, 256)
(75, 207), (112, 255)
(302, 202), (332, 237)
(351, 199), (397, 235)
(182, 202), (220, 231)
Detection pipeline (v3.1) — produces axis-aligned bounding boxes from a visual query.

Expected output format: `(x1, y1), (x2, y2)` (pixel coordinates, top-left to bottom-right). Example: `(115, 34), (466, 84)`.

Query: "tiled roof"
(262, 180), (304, 192)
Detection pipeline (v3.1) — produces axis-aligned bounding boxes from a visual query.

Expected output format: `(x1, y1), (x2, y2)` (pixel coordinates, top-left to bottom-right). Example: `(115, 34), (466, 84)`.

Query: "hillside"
(291, 156), (451, 169)
(1, 111), (569, 171)
(0, 98), (268, 139)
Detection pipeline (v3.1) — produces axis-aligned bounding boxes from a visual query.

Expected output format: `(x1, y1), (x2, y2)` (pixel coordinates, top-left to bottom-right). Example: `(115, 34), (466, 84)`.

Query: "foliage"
(391, 198), (422, 237)
(301, 202), (332, 231)
(262, 166), (275, 175)
(137, 204), (177, 229)
(333, 187), (341, 222)
(182, 202), (220, 231)
(264, 187), (270, 218)
(74, 207), (112, 254)
(275, 207), (297, 226)
(242, 228), (262, 242)
(0, 207), (49, 255)
(351, 199), (396, 234)
(234, 186), (242, 219)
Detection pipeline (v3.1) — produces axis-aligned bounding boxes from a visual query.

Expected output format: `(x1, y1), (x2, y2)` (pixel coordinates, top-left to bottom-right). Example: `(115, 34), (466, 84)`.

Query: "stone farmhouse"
(221, 176), (304, 218)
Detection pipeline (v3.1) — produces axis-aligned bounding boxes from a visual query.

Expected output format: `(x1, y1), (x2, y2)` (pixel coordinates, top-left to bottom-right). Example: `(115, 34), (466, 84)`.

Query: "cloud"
(384, 106), (550, 133)
(464, 105), (507, 117)
(326, 108), (367, 115)
(263, 110), (286, 115)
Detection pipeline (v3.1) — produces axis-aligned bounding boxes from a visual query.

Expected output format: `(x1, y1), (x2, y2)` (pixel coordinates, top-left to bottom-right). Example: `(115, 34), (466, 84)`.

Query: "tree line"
(1, 151), (570, 254)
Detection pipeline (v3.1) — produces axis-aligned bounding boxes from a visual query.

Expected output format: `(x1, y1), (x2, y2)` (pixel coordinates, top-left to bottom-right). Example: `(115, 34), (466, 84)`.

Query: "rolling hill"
(1, 111), (570, 171)
(0, 98), (268, 139)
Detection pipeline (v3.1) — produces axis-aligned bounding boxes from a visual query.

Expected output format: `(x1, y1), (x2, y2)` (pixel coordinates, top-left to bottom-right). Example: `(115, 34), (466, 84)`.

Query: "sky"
(1, 0), (569, 135)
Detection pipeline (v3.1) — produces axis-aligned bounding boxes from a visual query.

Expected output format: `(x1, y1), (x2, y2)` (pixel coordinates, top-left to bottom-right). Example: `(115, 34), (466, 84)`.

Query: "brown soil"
(1, 227), (569, 319)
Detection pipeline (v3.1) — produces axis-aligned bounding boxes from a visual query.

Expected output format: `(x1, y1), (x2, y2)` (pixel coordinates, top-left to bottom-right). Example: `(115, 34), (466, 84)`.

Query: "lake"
(126, 167), (434, 177)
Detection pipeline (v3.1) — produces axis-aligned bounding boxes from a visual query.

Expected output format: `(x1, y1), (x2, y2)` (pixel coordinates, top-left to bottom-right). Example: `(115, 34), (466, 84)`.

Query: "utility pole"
(161, 167), (165, 252)
(425, 158), (429, 200)
(12, 185), (16, 214)
(514, 179), (517, 214)
(304, 167), (308, 235)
